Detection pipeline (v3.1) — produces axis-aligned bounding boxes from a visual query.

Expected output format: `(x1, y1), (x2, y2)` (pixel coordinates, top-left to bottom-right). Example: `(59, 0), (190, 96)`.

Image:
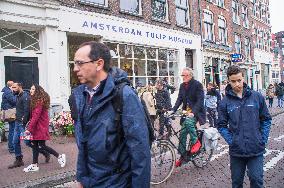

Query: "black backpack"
(112, 79), (155, 147)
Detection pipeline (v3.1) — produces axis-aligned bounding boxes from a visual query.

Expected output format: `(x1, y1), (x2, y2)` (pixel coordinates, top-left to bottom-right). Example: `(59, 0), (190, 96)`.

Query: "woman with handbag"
(23, 84), (66, 172)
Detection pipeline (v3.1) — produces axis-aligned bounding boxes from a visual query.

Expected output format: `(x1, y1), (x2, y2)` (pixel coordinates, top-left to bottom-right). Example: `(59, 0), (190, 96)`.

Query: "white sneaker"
(58, 154), (66, 168)
(23, 164), (39, 172)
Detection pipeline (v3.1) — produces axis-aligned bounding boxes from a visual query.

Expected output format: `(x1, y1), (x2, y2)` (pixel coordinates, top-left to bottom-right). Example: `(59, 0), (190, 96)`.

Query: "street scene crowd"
(1, 41), (283, 188)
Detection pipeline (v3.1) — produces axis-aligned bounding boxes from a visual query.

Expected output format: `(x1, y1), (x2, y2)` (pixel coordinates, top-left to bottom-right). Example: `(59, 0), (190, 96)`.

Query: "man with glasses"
(71, 41), (150, 188)
(217, 65), (271, 188)
(171, 67), (206, 167)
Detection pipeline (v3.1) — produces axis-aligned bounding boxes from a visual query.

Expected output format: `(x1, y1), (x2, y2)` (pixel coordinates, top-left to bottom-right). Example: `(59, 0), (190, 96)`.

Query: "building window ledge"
(119, 10), (143, 18)
(79, 1), (110, 10)
(152, 18), (171, 25)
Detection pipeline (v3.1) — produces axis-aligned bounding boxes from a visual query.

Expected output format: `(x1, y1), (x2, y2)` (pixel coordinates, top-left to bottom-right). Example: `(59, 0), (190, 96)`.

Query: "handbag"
(20, 121), (33, 140)
(0, 108), (16, 122)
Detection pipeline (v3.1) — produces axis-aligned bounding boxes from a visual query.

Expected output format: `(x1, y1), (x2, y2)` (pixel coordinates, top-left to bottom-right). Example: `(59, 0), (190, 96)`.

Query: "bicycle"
(150, 112), (213, 185)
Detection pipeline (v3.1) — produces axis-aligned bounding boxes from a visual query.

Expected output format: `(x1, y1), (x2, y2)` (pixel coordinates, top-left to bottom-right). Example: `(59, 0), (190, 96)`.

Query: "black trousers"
(31, 140), (59, 164)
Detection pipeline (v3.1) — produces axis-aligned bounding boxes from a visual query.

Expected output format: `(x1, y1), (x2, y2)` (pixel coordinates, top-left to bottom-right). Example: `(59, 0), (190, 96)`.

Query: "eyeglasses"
(74, 59), (100, 67)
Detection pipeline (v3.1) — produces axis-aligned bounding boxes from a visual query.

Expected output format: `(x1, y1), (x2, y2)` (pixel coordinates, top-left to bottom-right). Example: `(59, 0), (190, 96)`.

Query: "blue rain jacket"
(72, 67), (151, 188)
(217, 84), (272, 157)
(1, 86), (16, 110)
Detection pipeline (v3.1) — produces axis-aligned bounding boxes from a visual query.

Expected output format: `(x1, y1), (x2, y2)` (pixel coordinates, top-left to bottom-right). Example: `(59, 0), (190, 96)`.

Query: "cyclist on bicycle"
(171, 67), (206, 167)
(155, 80), (172, 138)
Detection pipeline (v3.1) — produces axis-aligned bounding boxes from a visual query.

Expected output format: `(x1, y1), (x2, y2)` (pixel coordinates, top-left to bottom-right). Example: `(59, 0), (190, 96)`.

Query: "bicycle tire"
(192, 148), (213, 168)
(150, 140), (176, 185)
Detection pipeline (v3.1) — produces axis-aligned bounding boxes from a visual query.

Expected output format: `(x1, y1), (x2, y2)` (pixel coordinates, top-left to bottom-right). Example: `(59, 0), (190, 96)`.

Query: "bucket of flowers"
(51, 111), (74, 137)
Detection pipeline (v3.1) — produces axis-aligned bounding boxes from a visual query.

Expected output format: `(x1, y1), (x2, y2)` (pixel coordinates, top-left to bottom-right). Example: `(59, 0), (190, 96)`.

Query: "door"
(4, 56), (39, 90)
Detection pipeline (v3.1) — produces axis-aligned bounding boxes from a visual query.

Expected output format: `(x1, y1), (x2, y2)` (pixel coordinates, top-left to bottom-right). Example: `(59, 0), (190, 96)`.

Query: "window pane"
(147, 48), (157, 59)
(134, 46), (145, 59)
(152, 0), (167, 20)
(176, 8), (187, 26)
(158, 49), (167, 60)
(176, 0), (187, 7)
(135, 77), (147, 87)
(111, 58), (119, 67)
(147, 60), (157, 76)
(120, 0), (139, 14)
(169, 62), (178, 76)
(119, 44), (132, 58)
(121, 58), (133, 76)
(134, 60), (146, 76)
(168, 50), (177, 61)
(158, 60), (168, 76)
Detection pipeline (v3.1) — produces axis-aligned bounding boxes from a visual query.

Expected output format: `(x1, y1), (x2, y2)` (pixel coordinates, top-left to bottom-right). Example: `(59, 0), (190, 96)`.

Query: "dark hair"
(227, 65), (243, 78)
(15, 82), (23, 88)
(30, 84), (50, 110)
(79, 41), (111, 72)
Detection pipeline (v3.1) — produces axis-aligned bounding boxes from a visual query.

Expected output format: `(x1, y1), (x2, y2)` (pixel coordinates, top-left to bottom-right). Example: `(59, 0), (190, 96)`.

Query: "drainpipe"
(198, 0), (205, 84)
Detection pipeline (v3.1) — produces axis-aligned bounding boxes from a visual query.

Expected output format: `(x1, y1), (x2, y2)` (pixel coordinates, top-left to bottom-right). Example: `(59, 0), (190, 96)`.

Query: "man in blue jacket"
(217, 65), (272, 188)
(1, 81), (16, 153)
(72, 41), (150, 188)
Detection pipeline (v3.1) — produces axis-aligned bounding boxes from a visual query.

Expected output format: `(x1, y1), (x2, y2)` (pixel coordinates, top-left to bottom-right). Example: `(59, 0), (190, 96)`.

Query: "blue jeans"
(277, 96), (283, 107)
(13, 122), (26, 157)
(8, 121), (15, 151)
(230, 155), (264, 188)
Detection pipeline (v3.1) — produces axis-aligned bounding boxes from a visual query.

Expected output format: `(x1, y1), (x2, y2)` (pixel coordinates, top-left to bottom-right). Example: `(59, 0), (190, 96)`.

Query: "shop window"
(79, 0), (108, 7)
(152, 0), (168, 21)
(0, 28), (40, 51)
(175, 0), (189, 27)
(147, 60), (157, 76)
(204, 11), (214, 41)
(120, 0), (141, 15)
(158, 49), (167, 60)
(158, 60), (168, 76)
(134, 46), (145, 59)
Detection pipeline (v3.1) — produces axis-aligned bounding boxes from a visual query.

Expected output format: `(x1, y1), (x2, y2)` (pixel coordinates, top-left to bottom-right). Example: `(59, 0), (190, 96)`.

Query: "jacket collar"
(225, 83), (251, 99)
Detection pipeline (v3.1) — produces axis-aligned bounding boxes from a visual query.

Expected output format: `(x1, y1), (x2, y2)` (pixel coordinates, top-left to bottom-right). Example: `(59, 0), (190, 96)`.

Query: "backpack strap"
(112, 82), (128, 144)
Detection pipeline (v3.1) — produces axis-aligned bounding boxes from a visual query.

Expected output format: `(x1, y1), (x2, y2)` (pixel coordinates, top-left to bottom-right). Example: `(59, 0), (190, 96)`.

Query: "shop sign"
(81, 21), (193, 45)
(231, 53), (243, 62)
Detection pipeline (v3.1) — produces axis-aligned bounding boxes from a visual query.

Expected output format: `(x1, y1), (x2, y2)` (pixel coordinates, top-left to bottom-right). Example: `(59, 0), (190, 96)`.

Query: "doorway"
(4, 56), (39, 90)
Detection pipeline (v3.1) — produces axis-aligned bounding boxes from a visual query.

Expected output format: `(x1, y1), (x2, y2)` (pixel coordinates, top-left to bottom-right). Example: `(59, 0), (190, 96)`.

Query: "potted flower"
(51, 111), (74, 136)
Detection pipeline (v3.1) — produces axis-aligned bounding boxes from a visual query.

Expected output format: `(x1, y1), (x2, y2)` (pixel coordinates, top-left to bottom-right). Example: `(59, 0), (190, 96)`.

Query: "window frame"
(120, 0), (142, 16)
(175, 0), (190, 27)
(244, 37), (251, 59)
(217, 0), (225, 8)
(79, 0), (108, 7)
(203, 10), (214, 41)
(234, 33), (241, 54)
(218, 16), (227, 45)
(232, 0), (240, 24)
(241, 5), (249, 28)
(152, 0), (169, 22)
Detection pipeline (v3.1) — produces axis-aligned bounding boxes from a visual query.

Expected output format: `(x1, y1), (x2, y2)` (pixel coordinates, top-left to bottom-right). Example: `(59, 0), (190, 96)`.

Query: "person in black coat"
(172, 68), (206, 167)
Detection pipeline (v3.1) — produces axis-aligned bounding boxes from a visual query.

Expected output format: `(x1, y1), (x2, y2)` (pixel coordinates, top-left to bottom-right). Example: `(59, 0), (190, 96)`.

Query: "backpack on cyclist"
(112, 78), (155, 147)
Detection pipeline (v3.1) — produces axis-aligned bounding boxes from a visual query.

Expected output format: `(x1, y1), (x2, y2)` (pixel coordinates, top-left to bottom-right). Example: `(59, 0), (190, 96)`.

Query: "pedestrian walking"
(171, 67), (205, 167)
(275, 81), (284, 108)
(266, 84), (275, 108)
(1, 81), (16, 153)
(23, 84), (66, 172)
(141, 85), (156, 126)
(217, 65), (272, 188)
(205, 82), (218, 127)
(71, 41), (151, 188)
(155, 79), (172, 138)
(8, 83), (50, 169)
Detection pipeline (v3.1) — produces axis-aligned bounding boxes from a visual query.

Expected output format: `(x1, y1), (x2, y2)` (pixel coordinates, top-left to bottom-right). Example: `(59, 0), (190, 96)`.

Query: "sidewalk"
(0, 136), (77, 188)
(0, 100), (283, 188)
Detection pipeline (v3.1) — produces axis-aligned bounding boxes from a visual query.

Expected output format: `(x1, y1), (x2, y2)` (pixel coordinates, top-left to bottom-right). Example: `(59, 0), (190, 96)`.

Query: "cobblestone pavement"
(0, 101), (283, 188)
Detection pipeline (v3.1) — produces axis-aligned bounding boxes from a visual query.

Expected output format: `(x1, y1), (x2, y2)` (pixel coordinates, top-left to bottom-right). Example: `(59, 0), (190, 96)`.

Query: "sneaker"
(58, 154), (66, 168)
(190, 140), (201, 154)
(23, 164), (39, 172)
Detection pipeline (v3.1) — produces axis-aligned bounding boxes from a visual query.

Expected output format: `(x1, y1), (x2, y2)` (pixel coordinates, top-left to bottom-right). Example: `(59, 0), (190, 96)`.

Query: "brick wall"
(59, 0), (202, 35)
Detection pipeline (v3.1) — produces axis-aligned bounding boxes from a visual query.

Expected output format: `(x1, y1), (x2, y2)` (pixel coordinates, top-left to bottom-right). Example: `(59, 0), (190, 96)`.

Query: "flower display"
(50, 111), (74, 136)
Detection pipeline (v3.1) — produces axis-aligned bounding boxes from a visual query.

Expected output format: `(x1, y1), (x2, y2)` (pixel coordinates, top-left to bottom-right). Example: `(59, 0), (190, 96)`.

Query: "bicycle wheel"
(150, 140), (176, 185)
(192, 148), (213, 168)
